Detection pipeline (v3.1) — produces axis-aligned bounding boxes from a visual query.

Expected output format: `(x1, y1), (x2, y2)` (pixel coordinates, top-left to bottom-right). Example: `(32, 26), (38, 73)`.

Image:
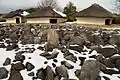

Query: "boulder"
(25, 62), (35, 71)
(71, 36), (85, 46)
(0, 43), (6, 48)
(75, 69), (81, 78)
(28, 72), (34, 76)
(40, 52), (59, 60)
(45, 29), (59, 51)
(100, 47), (118, 58)
(55, 65), (69, 79)
(11, 62), (25, 71)
(0, 67), (8, 79)
(3, 57), (11, 66)
(80, 60), (101, 80)
(36, 68), (45, 79)
(61, 61), (74, 69)
(44, 66), (55, 80)
(65, 55), (77, 63)
(68, 45), (83, 53)
(8, 71), (23, 80)
(15, 54), (25, 61)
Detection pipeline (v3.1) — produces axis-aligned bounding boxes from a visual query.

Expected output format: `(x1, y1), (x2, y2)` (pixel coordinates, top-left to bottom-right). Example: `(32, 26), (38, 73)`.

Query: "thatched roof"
(25, 7), (66, 18)
(4, 9), (23, 18)
(76, 3), (114, 18)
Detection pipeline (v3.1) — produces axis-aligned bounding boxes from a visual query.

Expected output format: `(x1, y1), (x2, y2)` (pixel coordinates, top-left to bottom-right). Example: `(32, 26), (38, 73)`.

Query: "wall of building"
(76, 17), (113, 25)
(26, 18), (66, 23)
(6, 16), (22, 23)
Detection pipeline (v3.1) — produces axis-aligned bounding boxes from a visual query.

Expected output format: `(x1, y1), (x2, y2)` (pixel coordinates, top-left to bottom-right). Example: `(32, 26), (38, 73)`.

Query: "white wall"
(26, 18), (66, 23)
(6, 16), (22, 23)
(76, 17), (113, 25)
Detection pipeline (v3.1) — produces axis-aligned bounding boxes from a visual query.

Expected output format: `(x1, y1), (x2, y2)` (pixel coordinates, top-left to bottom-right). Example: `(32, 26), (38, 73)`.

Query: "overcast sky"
(0, 0), (114, 13)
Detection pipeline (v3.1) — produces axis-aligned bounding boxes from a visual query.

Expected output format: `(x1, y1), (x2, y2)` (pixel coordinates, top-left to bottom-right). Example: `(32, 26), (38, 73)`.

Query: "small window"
(50, 19), (57, 24)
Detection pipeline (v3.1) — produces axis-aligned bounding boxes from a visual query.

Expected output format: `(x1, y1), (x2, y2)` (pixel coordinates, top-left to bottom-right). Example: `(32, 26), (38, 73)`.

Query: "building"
(25, 7), (66, 24)
(4, 9), (24, 24)
(4, 9), (29, 24)
(76, 3), (114, 25)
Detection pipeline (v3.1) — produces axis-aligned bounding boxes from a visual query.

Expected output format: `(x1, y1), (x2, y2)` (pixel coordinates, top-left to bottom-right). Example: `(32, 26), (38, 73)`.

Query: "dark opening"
(50, 19), (57, 23)
(105, 19), (110, 25)
(16, 18), (20, 24)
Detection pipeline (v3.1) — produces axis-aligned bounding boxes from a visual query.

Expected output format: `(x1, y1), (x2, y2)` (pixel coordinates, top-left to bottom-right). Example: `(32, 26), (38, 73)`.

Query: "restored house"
(4, 9), (24, 24)
(76, 3), (114, 25)
(25, 7), (66, 24)
(4, 9), (29, 24)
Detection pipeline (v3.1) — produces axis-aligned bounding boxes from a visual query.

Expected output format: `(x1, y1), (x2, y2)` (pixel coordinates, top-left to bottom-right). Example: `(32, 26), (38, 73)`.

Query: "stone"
(55, 65), (69, 79)
(0, 67), (8, 79)
(61, 61), (74, 69)
(46, 29), (59, 51)
(102, 69), (120, 75)
(80, 60), (101, 80)
(65, 55), (77, 63)
(53, 59), (58, 63)
(100, 47), (118, 58)
(44, 66), (55, 80)
(0, 43), (6, 48)
(68, 45), (83, 53)
(52, 63), (56, 68)
(75, 69), (81, 78)
(11, 62), (25, 71)
(116, 59), (120, 71)
(71, 36), (85, 46)
(37, 46), (44, 51)
(8, 71), (23, 80)
(40, 52), (59, 60)
(25, 62), (35, 71)
(44, 61), (48, 64)
(3, 57), (11, 66)
(28, 72), (34, 76)
(79, 57), (86, 66)
(6, 43), (18, 51)
(15, 54), (25, 61)
(36, 68), (45, 79)
(102, 76), (110, 80)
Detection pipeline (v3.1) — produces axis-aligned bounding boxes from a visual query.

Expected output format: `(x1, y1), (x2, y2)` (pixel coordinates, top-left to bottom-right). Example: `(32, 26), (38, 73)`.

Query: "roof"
(4, 9), (24, 18)
(25, 7), (66, 18)
(76, 3), (114, 18)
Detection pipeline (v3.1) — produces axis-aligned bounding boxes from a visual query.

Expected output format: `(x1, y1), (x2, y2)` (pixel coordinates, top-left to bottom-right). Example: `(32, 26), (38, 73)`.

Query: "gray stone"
(65, 55), (77, 63)
(36, 68), (45, 79)
(8, 71), (23, 80)
(44, 66), (55, 80)
(55, 65), (69, 79)
(25, 62), (35, 71)
(80, 60), (101, 80)
(0, 67), (8, 79)
(61, 61), (74, 69)
(3, 57), (11, 66)
(100, 47), (118, 58)
(15, 54), (25, 61)
(28, 72), (34, 76)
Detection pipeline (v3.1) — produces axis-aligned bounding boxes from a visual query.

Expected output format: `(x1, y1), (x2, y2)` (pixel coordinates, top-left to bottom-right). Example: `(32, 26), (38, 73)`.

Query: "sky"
(0, 0), (115, 13)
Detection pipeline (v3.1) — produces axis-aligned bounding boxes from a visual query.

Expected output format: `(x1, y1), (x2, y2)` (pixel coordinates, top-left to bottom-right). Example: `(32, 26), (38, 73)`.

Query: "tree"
(114, 0), (120, 13)
(37, 0), (60, 10)
(64, 2), (76, 22)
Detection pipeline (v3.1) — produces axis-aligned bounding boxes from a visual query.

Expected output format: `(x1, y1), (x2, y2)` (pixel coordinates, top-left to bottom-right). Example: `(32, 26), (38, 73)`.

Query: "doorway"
(105, 19), (110, 25)
(16, 18), (20, 24)
(50, 19), (57, 24)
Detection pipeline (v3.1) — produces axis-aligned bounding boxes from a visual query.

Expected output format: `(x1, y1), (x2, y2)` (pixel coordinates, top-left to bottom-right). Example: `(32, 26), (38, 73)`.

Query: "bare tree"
(37, 0), (60, 10)
(114, 0), (120, 13)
